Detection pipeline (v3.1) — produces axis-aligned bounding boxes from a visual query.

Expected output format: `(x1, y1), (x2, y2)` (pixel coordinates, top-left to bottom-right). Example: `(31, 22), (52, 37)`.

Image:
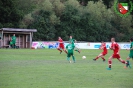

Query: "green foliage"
(28, 10), (58, 41)
(1, 0), (133, 41)
(0, 0), (23, 27)
(52, 0), (65, 16)
(16, 0), (37, 15)
(59, 0), (81, 40)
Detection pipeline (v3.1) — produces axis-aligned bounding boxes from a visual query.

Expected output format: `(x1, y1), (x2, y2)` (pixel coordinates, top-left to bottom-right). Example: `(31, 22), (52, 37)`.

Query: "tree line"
(0, 0), (133, 42)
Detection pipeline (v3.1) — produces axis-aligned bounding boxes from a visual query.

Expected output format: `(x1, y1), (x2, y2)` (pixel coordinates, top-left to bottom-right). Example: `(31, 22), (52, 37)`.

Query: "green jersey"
(66, 44), (74, 53)
(12, 36), (16, 44)
(129, 42), (133, 58)
(130, 42), (133, 53)
(69, 38), (75, 45)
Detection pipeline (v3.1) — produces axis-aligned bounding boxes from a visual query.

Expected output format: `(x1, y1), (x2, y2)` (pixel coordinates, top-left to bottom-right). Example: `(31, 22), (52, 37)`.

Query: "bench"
(3, 45), (9, 48)
(2, 45), (19, 49)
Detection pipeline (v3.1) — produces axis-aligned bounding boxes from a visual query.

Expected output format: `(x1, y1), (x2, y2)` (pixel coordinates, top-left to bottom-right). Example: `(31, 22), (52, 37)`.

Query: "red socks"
(95, 57), (105, 61)
(108, 60), (112, 68)
(64, 50), (68, 54)
(121, 60), (127, 64)
(101, 57), (105, 61)
(95, 56), (99, 60)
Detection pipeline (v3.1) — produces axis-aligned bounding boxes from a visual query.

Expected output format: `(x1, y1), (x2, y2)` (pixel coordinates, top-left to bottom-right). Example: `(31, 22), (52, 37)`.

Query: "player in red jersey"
(57, 37), (67, 54)
(107, 38), (128, 70)
(93, 41), (107, 61)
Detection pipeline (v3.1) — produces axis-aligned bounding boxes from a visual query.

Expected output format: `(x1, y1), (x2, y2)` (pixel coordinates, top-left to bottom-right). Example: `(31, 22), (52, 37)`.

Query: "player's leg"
(12, 43), (15, 48)
(74, 44), (80, 53)
(117, 58), (127, 64)
(63, 49), (67, 54)
(72, 53), (75, 63)
(101, 52), (107, 61)
(93, 53), (103, 61)
(61, 45), (67, 54)
(113, 54), (127, 66)
(67, 53), (71, 63)
(115, 54), (127, 65)
(124, 54), (132, 68)
(107, 56), (113, 70)
(12, 42), (16, 48)
(117, 57), (131, 68)
(124, 56), (131, 68)
(74, 47), (80, 53)
(73, 45), (78, 52)
(116, 53), (131, 68)
(101, 55), (106, 61)
(57, 45), (62, 54)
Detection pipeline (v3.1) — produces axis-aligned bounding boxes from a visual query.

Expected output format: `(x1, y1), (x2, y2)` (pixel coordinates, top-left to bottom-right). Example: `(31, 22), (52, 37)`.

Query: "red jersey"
(101, 43), (107, 53)
(58, 38), (64, 49)
(111, 42), (119, 54)
(58, 38), (63, 44)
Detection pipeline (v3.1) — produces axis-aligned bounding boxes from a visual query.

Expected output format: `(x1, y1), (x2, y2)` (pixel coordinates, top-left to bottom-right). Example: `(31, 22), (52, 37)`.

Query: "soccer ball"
(82, 56), (86, 59)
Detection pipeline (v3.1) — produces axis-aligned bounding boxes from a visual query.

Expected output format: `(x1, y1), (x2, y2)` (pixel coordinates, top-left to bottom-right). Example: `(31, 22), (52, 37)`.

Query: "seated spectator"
(10, 34), (16, 48)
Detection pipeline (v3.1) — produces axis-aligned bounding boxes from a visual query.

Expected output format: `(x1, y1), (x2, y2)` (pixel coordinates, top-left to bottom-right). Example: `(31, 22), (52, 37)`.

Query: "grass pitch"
(0, 49), (132, 88)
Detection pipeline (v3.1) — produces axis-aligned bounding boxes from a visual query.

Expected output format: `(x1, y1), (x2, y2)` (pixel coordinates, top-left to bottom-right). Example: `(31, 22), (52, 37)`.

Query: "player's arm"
(126, 43), (133, 50)
(99, 45), (103, 49)
(130, 48), (133, 50)
(99, 46), (102, 49)
(117, 45), (120, 54)
(109, 45), (114, 50)
(128, 44), (133, 50)
(126, 48), (133, 50)
(130, 43), (133, 50)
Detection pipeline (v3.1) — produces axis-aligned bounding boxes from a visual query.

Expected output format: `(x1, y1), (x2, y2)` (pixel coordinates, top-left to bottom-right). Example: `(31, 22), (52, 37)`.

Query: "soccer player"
(93, 41), (107, 61)
(124, 38), (133, 68)
(107, 38), (128, 70)
(69, 36), (80, 53)
(66, 42), (75, 63)
(57, 37), (67, 54)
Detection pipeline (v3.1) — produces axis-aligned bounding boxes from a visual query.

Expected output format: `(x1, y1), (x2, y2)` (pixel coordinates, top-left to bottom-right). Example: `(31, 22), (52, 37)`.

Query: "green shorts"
(10, 41), (15, 45)
(129, 53), (133, 58)
(10, 41), (13, 45)
(67, 52), (73, 57)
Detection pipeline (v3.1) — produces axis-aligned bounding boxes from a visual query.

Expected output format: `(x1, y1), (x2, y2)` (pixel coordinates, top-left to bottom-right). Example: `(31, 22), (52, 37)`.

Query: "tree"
(77, 0), (98, 6)
(16, 0), (37, 15)
(52, 0), (65, 17)
(0, 0), (23, 28)
(16, 0), (133, 41)
(84, 0), (114, 41)
(58, 0), (82, 40)
(28, 10), (57, 41)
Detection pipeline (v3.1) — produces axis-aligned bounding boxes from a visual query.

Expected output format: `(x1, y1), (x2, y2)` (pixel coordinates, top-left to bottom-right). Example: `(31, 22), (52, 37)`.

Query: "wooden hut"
(0, 28), (37, 48)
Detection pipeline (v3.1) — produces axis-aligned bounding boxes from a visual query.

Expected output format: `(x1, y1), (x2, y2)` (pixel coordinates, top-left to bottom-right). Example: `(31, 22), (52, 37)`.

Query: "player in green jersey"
(66, 42), (76, 63)
(69, 36), (80, 53)
(10, 34), (16, 48)
(124, 38), (133, 68)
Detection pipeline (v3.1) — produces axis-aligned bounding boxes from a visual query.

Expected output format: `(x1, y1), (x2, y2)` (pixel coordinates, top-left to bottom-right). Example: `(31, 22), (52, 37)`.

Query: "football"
(82, 56), (86, 59)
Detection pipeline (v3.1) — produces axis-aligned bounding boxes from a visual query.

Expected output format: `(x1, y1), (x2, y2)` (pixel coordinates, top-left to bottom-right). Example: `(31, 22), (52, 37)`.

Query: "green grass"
(0, 49), (133, 88)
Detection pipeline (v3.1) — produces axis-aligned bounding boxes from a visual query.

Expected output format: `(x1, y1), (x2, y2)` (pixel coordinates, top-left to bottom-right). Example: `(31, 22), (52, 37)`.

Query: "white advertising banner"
(74, 43), (111, 49)
(75, 43), (130, 49)
(119, 43), (130, 49)
(32, 42), (130, 49)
